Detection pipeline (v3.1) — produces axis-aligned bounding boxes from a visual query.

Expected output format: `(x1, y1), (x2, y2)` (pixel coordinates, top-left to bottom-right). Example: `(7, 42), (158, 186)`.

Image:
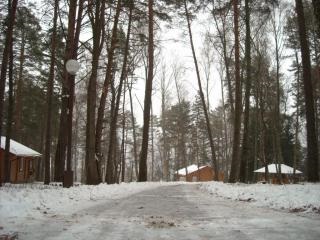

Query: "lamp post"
(63, 59), (80, 188)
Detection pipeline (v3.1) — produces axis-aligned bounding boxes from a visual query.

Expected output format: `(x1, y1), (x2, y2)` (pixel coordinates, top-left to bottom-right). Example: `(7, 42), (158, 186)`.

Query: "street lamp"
(63, 59), (80, 188)
(66, 59), (80, 75)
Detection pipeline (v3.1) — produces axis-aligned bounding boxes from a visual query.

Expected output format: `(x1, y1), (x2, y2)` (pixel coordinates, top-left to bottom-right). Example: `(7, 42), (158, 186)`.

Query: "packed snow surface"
(201, 182), (320, 213)
(1, 182), (320, 239)
(0, 182), (176, 219)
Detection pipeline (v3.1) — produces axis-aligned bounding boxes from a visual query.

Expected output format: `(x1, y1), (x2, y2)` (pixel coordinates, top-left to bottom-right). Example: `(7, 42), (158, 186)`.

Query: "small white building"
(254, 163), (303, 183)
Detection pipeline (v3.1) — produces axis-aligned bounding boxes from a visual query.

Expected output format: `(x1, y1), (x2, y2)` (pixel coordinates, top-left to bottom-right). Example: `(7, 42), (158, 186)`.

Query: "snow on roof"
(176, 164), (207, 175)
(254, 164), (302, 174)
(1, 136), (41, 157)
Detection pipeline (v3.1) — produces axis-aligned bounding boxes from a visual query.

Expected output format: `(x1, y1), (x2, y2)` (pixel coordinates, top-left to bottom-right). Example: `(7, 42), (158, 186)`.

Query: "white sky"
(28, 0), (296, 126)
(132, 11), (222, 124)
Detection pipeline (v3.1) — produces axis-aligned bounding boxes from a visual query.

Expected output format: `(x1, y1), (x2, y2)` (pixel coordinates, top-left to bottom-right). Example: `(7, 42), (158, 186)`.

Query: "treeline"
(0, 0), (319, 185)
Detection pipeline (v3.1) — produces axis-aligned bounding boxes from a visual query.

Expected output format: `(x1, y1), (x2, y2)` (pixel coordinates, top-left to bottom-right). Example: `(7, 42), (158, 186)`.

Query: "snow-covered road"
(6, 184), (320, 240)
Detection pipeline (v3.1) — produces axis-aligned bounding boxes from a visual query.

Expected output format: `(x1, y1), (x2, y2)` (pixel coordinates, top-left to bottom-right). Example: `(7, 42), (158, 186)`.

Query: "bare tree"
(184, 0), (219, 180)
(160, 63), (171, 181)
(138, 0), (154, 182)
(96, 0), (122, 171)
(106, 0), (134, 184)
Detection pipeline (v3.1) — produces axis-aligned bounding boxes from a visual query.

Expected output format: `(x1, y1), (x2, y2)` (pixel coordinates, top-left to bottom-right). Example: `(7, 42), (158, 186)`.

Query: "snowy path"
(9, 184), (320, 240)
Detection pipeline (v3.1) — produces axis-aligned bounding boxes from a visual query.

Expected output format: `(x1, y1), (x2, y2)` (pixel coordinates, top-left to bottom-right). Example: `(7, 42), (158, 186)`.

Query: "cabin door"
(10, 159), (18, 182)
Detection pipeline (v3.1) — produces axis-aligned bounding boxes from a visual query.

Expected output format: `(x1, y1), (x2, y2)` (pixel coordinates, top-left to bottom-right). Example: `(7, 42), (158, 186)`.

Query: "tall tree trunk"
(295, 0), (319, 182)
(219, 70), (229, 179)
(184, 0), (219, 180)
(0, 0), (18, 185)
(151, 105), (154, 181)
(212, 8), (234, 116)
(85, 0), (105, 185)
(44, 0), (59, 185)
(160, 70), (169, 181)
(128, 79), (138, 179)
(54, 95), (68, 181)
(106, 2), (133, 184)
(293, 50), (300, 180)
(239, 0), (251, 183)
(65, 0), (84, 187)
(312, 0), (320, 37)
(95, 0), (122, 160)
(14, 27), (25, 142)
(54, 0), (83, 186)
(120, 85), (126, 183)
(0, 0), (18, 154)
(229, 0), (242, 183)
(138, 0), (154, 182)
(272, 6), (284, 183)
(4, 34), (14, 183)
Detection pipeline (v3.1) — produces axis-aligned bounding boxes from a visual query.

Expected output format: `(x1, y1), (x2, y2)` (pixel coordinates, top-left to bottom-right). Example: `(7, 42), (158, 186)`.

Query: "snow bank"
(0, 182), (176, 219)
(201, 182), (320, 213)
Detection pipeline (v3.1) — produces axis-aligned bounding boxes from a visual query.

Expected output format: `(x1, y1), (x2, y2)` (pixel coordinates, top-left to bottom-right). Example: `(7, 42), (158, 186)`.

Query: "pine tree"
(295, 0), (319, 182)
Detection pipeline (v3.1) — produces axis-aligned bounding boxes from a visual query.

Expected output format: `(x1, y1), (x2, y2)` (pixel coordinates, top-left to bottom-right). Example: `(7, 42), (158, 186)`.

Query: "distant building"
(0, 137), (41, 183)
(175, 164), (224, 182)
(254, 163), (303, 184)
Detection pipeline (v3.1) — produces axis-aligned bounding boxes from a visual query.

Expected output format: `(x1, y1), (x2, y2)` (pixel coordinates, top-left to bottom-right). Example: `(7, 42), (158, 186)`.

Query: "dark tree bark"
(312, 0), (320, 36)
(14, 25), (25, 142)
(65, 0), (84, 186)
(54, 0), (84, 185)
(85, 0), (105, 185)
(96, 0), (122, 161)
(295, 0), (319, 182)
(4, 32), (14, 183)
(138, 0), (154, 182)
(184, 0), (219, 180)
(271, 5), (284, 183)
(229, 0), (242, 183)
(0, 0), (18, 149)
(120, 85), (126, 183)
(239, 0), (251, 183)
(106, 1), (133, 184)
(44, 0), (59, 185)
(293, 50), (301, 180)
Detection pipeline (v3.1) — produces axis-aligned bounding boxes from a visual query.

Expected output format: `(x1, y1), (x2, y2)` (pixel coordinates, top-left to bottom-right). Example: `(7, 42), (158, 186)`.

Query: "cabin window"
(29, 159), (33, 169)
(19, 158), (24, 172)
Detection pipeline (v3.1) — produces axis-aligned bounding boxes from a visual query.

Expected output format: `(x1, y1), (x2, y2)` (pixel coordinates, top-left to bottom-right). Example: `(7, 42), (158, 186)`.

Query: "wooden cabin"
(175, 164), (224, 182)
(254, 163), (303, 184)
(0, 137), (41, 183)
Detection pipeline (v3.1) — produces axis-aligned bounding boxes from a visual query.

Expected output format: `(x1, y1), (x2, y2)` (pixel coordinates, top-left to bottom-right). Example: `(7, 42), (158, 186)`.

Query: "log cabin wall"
(0, 149), (36, 183)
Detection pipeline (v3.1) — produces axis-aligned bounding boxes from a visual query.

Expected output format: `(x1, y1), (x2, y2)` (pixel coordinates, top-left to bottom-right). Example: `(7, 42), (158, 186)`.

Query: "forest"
(0, 0), (319, 186)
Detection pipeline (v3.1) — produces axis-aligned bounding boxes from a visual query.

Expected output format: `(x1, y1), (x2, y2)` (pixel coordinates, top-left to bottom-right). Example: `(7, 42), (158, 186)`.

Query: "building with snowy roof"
(175, 164), (224, 182)
(0, 137), (41, 183)
(254, 163), (303, 184)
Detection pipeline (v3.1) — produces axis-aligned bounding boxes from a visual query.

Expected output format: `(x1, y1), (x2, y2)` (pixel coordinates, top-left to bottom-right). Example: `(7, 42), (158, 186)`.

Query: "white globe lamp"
(66, 59), (80, 75)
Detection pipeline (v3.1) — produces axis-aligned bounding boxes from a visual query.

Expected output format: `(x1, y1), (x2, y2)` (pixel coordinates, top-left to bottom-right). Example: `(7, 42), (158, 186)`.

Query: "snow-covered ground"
(0, 182), (177, 220)
(201, 182), (320, 213)
(1, 182), (320, 239)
